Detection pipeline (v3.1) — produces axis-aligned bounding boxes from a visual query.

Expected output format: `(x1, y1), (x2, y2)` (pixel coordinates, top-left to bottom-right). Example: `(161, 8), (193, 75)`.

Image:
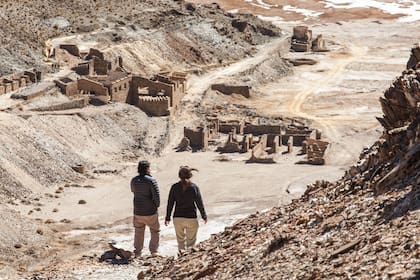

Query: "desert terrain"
(0, 0), (419, 279)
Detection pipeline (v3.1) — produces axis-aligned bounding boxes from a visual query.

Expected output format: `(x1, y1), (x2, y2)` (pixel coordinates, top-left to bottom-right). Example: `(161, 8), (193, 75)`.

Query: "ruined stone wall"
(128, 75), (142, 105)
(78, 77), (109, 96)
(55, 77), (78, 96)
(92, 56), (109, 75)
(136, 77), (174, 99)
(72, 62), (93, 76)
(184, 127), (208, 150)
(282, 134), (307, 146)
(219, 121), (244, 134)
(31, 98), (88, 111)
(108, 76), (131, 103)
(137, 96), (170, 116)
(11, 83), (53, 100)
(244, 124), (282, 135)
(211, 84), (251, 98)
(0, 71), (34, 95)
(305, 138), (329, 165)
(59, 44), (80, 57)
(267, 134), (281, 151)
(85, 48), (104, 60)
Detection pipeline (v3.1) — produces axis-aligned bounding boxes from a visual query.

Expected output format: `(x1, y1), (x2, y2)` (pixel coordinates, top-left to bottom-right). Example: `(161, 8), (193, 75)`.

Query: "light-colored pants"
(133, 214), (160, 254)
(173, 217), (199, 250)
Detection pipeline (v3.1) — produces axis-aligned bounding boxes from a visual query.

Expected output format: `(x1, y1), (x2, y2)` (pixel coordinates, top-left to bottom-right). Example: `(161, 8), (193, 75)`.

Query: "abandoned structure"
(291, 26), (327, 52)
(129, 71), (187, 116)
(182, 117), (328, 164)
(0, 69), (42, 95)
(302, 138), (329, 165)
(48, 43), (188, 115)
(211, 84), (251, 98)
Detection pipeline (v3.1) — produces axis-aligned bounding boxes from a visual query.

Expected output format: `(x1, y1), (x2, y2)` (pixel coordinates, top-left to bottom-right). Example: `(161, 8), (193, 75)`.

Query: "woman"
(165, 166), (207, 251)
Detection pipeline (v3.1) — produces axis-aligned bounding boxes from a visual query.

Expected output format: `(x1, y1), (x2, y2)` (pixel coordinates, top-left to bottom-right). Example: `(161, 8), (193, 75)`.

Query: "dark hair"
(138, 160), (150, 175)
(178, 166), (198, 180)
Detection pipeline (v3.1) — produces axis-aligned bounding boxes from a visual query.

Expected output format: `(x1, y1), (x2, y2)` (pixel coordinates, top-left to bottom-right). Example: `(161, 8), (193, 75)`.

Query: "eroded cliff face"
(145, 45), (420, 279)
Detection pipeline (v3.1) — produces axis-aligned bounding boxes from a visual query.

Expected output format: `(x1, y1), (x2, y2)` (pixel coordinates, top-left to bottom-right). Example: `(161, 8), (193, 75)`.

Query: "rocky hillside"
(146, 45), (420, 279)
(0, 103), (169, 201)
(0, 0), (280, 75)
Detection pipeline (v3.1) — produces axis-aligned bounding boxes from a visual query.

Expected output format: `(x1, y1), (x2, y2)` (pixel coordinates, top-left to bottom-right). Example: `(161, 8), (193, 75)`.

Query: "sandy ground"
(13, 10), (419, 280)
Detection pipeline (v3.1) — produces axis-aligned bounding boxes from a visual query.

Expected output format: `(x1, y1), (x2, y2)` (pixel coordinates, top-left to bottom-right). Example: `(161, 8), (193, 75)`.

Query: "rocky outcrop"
(145, 46), (420, 279)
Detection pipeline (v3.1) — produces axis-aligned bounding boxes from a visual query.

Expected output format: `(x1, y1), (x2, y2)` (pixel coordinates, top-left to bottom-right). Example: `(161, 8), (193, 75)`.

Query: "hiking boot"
(134, 251), (142, 259)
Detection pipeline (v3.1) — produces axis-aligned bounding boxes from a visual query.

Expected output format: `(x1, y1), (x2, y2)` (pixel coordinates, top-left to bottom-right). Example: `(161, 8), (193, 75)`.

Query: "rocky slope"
(0, 0), (280, 75)
(146, 45), (420, 279)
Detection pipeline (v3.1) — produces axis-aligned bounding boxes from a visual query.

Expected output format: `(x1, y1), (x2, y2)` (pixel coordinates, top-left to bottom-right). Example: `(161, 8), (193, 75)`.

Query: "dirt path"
(287, 43), (367, 142)
(186, 36), (288, 99)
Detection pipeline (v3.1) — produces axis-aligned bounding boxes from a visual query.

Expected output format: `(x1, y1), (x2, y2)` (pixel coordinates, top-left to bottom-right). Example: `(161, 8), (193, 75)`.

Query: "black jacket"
(131, 174), (160, 216)
(165, 182), (207, 221)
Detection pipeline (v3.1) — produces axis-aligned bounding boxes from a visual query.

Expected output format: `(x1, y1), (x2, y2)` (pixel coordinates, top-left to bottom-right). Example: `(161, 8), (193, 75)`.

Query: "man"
(131, 160), (160, 258)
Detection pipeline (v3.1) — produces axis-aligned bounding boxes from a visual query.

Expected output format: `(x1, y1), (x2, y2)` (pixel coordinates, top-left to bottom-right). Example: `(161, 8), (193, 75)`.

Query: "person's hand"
(203, 219), (208, 224)
(164, 220), (170, 226)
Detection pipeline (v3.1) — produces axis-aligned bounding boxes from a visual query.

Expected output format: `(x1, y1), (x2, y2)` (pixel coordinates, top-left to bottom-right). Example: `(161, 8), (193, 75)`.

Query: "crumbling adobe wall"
(247, 135), (275, 163)
(31, 98), (88, 112)
(85, 48), (104, 60)
(219, 121), (244, 134)
(137, 96), (170, 116)
(92, 56), (109, 75)
(283, 128), (316, 146)
(108, 76), (131, 103)
(59, 44), (80, 57)
(218, 132), (241, 153)
(211, 84), (251, 98)
(11, 83), (53, 101)
(184, 127), (209, 150)
(306, 138), (329, 165)
(267, 134), (281, 153)
(55, 77), (78, 96)
(291, 26), (312, 52)
(0, 71), (34, 95)
(78, 77), (109, 96)
(128, 75), (142, 105)
(244, 124), (282, 135)
(72, 62), (93, 76)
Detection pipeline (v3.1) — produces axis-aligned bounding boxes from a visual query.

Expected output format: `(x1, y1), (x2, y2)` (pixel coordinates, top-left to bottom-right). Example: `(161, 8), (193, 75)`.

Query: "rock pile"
(144, 46), (420, 279)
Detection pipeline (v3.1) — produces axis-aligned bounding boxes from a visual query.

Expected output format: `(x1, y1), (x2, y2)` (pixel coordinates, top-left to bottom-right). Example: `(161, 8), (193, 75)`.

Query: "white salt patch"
(257, 15), (285, 26)
(244, 0), (277, 10)
(283, 5), (324, 19)
(228, 9), (240, 14)
(323, 0), (420, 22)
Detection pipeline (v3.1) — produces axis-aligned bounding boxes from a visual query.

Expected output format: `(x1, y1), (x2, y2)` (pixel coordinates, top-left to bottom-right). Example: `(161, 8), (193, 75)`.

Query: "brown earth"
(0, 0), (419, 279)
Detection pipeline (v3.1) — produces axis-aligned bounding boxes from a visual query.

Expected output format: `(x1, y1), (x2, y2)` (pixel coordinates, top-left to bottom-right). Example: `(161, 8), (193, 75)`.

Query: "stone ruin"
(130, 71), (187, 116)
(0, 69), (42, 96)
(291, 26), (327, 53)
(45, 44), (188, 116)
(182, 117), (329, 164)
(211, 84), (251, 98)
(301, 138), (329, 165)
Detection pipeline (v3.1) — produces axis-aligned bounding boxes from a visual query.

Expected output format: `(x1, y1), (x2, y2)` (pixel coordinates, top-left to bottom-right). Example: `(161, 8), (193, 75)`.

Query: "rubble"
(145, 45), (420, 280)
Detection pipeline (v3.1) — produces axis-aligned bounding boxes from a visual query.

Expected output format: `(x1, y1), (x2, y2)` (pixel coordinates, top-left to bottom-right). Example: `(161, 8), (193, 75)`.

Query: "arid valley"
(0, 0), (419, 279)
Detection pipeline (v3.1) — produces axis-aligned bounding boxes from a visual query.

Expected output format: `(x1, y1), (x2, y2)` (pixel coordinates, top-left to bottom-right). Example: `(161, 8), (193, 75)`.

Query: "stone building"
(129, 71), (187, 116)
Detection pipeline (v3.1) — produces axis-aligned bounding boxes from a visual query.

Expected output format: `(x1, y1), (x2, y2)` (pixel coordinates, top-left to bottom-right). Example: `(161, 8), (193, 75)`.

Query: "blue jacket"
(131, 174), (160, 216)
